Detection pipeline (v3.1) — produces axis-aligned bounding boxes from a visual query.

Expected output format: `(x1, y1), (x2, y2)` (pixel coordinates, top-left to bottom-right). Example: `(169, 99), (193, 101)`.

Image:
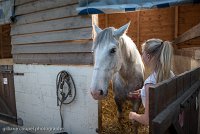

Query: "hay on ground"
(101, 86), (149, 134)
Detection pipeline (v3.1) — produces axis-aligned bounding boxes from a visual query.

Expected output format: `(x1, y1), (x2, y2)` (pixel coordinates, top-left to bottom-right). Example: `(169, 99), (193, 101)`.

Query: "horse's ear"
(93, 24), (102, 35)
(92, 25), (102, 51)
(114, 21), (131, 39)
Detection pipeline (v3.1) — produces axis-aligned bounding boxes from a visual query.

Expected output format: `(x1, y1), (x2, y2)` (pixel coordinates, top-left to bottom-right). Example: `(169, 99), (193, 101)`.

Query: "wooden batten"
(173, 22), (200, 45)
(12, 40), (93, 54)
(137, 11), (140, 51)
(15, 0), (78, 16)
(11, 16), (92, 35)
(174, 6), (179, 39)
(13, 53), (93, 65)
(14, 4), (78, 26)
(15, 0), (36, 6)
(11, 27), (92, 45)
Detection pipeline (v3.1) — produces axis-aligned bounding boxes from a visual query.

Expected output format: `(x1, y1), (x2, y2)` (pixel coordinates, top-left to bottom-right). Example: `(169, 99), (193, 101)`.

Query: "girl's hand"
(129, 112), (136, 120)
(128, 89), (141, 99)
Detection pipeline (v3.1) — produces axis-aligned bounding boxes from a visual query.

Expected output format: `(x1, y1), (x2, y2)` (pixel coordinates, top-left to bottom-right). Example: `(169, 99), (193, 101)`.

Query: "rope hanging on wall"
(56, 70), (76, 130)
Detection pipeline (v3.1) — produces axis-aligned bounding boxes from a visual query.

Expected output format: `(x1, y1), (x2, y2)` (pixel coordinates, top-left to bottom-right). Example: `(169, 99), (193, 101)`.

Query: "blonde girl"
(129, 38), (175, 125)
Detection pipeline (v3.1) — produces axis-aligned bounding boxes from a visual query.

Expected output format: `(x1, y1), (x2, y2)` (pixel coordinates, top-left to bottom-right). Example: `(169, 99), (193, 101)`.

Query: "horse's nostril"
(99, 90), (103, 95)
(90, 91), (93, 96)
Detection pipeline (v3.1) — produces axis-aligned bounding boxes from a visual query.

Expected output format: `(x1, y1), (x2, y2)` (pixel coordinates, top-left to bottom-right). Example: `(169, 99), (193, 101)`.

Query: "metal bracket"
(14, 73), (24, 76)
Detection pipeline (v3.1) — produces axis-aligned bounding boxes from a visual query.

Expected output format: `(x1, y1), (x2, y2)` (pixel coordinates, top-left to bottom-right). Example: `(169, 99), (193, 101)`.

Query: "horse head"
(90, 22), (131, 100)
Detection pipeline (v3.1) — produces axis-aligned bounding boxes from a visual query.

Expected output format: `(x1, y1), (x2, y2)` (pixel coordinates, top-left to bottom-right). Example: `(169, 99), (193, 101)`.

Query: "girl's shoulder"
(144, 72), (157, 85)
(170, 70), (175, 77)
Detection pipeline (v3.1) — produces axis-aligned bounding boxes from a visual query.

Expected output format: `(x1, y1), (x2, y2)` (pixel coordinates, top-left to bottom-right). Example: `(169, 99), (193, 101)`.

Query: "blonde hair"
(142, 38), (173, 83)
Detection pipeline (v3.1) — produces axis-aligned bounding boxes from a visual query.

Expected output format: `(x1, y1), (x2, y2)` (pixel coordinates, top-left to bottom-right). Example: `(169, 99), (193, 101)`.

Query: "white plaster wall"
(14, 64), (98, 134)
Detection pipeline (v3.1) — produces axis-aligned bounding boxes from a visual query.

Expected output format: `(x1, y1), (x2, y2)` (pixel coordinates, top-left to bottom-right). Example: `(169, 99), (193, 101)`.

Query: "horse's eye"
(110, 48), (116, 54)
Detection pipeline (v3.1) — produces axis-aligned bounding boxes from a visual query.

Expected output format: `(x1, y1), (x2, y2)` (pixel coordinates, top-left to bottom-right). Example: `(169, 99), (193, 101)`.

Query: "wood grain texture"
(15, 0), (36, 6)
(11, 16), (92, 35)
(98, 4), (200, 50)
(14, 4), (79, 26)
(15, 0), (78, 15)
(13, 53), (93, 65)
(12, 40), (92, 54)
(150, 68), (200, 134)
(11, 27), (92, 45)
(173, 22), (200, 45)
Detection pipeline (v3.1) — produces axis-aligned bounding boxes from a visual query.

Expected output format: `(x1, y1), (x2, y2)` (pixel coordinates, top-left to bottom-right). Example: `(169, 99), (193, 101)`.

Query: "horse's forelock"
(94, 27), (116, 48)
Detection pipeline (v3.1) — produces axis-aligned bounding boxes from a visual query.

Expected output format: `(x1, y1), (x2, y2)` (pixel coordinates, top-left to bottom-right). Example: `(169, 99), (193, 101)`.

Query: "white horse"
(90, 22), (144, 121)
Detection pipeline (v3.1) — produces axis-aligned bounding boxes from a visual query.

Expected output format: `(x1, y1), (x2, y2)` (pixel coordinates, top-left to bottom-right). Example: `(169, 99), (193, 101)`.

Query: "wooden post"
(174, 6), (179, 39)
(98, 101), (102, 134)
(105, 14), (108, 28)
(93, 14), (102, 133)
(0, 26), (2, 59)
(176, 73), (184, 98)
(137, 11), (140, 51)
(174, 6), (179, 49)
(149, 86), (157, 134)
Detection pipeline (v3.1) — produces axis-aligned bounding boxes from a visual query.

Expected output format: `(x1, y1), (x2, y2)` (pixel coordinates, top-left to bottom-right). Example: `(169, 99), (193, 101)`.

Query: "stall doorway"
(0, 24), (17, 124)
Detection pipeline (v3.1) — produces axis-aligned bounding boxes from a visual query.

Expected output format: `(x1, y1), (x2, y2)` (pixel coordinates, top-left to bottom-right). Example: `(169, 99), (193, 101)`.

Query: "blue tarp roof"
(77, 0), (200, 15)
(0, 0), (14, 25)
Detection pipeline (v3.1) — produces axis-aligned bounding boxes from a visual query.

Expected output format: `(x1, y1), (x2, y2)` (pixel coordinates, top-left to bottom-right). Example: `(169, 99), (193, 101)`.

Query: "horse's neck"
(118, 40), (143, 90)
(118, 36), (138, 81)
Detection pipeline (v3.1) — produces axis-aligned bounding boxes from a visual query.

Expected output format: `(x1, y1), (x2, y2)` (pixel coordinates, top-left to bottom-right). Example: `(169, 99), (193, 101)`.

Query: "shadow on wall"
(173, 55), (200, 75)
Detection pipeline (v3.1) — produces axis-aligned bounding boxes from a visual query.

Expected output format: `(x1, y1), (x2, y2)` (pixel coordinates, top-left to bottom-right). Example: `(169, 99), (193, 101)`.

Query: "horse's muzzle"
(90, 89), (106, 100)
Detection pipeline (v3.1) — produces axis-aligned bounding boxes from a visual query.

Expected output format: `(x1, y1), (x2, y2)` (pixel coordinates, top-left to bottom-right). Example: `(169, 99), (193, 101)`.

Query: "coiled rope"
(56, 71), (76, 129)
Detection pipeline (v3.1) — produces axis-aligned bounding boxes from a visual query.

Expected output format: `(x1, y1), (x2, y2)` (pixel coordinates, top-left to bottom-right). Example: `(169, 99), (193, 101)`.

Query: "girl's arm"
(129, 83), (154, 125)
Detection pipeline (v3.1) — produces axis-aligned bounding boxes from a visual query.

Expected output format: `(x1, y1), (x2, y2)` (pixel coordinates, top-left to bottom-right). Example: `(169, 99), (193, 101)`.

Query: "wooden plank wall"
(177, 4), (200, 48)
(98, 4), (200, 52)
(11, 0), (93, 65)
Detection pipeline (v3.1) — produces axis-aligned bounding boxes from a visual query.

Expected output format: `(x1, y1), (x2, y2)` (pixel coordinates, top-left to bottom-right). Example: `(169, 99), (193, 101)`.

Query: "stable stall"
(0, 0), (199, 134)
(77, 0), (200, 133)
